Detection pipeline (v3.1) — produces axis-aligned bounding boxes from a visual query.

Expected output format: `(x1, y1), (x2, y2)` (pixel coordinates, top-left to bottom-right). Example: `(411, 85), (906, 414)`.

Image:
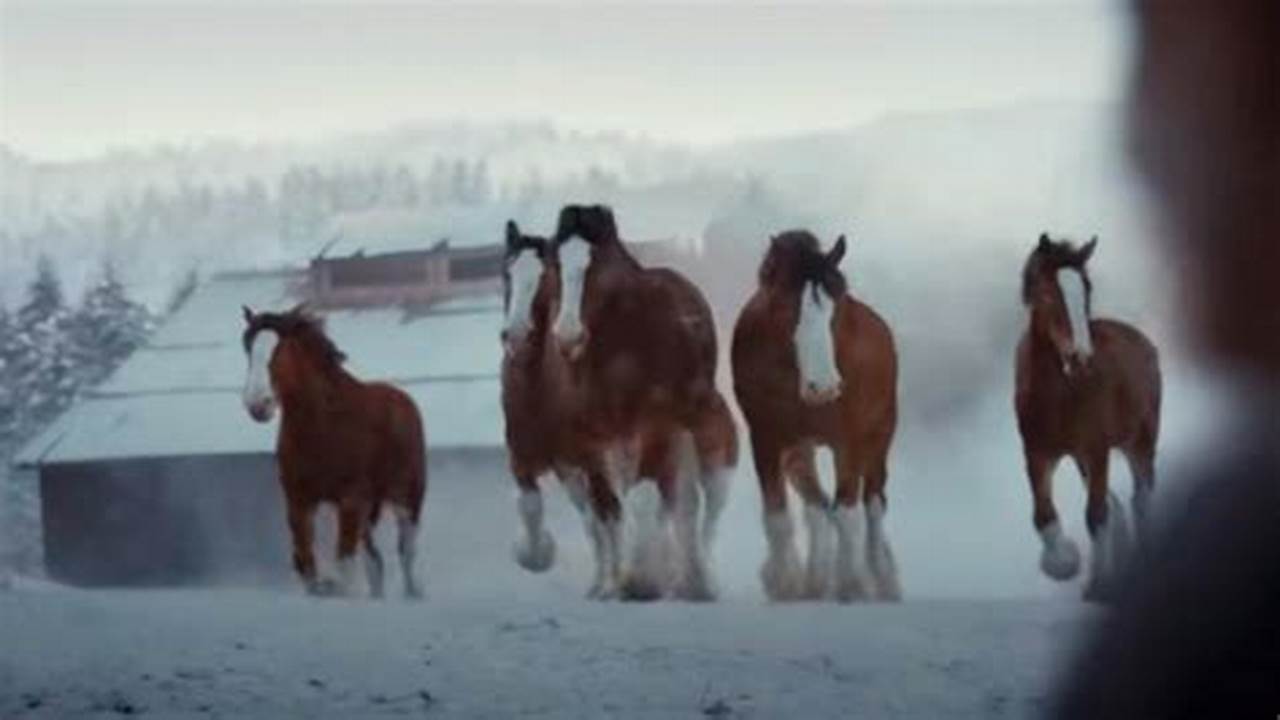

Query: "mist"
(0, 2), (1235, 717)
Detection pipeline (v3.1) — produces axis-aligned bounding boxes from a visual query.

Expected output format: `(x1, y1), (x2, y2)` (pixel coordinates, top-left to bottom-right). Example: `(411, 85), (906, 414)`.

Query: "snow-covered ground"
(1, 361), (1226, 718)
(0, 579), (1094, 719)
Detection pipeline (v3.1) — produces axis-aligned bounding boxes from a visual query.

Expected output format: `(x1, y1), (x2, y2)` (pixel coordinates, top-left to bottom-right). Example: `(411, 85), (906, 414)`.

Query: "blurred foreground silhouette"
(1053, 3), (1280, 717)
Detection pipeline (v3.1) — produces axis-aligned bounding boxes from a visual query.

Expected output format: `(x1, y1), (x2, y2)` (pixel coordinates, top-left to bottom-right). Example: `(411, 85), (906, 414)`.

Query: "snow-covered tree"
(9, 255), (77, 429)
(68, 261), (155, 389)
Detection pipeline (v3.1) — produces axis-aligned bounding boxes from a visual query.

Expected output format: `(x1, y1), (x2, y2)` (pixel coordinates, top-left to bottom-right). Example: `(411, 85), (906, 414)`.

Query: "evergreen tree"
(10, 255), (76, 430)
(69, 261), (155, 389)
(0, 305), (17, 446)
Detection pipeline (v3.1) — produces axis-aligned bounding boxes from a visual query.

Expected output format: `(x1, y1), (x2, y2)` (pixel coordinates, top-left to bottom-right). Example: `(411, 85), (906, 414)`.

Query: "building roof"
(318, 193), (707, 259)
(15, 271), (504, 467)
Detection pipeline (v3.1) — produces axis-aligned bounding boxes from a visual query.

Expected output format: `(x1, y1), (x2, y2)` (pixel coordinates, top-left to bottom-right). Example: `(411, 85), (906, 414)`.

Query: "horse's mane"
(554, 204), (643, 271)
(759, 229), (847, 297)
(246, 307), (348, 369)
(1021, 236), (1092, 306)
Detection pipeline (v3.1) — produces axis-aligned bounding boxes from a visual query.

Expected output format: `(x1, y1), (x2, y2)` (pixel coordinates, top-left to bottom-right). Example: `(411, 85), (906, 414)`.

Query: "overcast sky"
(0, 1), (1130, 161)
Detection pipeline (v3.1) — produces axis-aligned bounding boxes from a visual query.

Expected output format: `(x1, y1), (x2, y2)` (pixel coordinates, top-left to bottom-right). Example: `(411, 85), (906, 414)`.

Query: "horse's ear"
(1038, 232), (1051, 250)
(1080, 235), (1099, 262)
(242, 305), (254, 324)
(828, 235), (847, 267)
(505, 220), (520, 248)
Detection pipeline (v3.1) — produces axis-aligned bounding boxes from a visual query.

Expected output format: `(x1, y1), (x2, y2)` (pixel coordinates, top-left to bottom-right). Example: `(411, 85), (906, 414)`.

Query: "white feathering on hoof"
(761, 509), (804, 601)
(513, 489), (556, 573)
(1039, 521), (1082, 581)
(671, 433), (715, 602)
(620, 482), (671, 601)
(866, 496), (902, 602)
(833, 504), (873, 603)
(700, 467), (732, 556)
(802, 503), (834, 599)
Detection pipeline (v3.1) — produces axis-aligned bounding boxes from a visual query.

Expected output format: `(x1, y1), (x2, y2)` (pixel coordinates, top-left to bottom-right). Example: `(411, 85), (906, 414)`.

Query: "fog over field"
(0, 2), (1236, 717)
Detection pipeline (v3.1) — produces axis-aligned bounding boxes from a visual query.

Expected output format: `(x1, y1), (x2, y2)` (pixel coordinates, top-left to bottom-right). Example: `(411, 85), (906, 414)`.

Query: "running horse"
(546, 206), (737, 601)
(1016, 233), (1161, 602)
(241, 306), (427, 599)
(502, 220), (737, 600)
(732, 231), (900, 603)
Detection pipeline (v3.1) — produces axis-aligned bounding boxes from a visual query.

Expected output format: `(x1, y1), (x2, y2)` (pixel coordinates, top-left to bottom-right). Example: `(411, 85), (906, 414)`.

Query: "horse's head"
(501, 220), (556, 356)
(759, 230), (849, 404)
(1022, 232), (1099, 375)
(240, 304), (346, 423)
(548, 204), (619, 360)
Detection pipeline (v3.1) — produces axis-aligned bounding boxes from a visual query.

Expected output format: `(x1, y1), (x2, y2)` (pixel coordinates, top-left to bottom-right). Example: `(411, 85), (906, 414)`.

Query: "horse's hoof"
(308, 578), (343, 598)
(586, 582), (618, 601)
(761, 560), (804, 602)
(835, 572), (874, 604)
(802, 572), (830, 601)
(1083, 578), (1119, 605)
(619, 573), (665, 602)
(513, 532), (557, 573)
(873, 576), (903, 603)
(673, 582), (717, 603)
(404, 585), (424, 602)
(1041, 537), (1082, 581)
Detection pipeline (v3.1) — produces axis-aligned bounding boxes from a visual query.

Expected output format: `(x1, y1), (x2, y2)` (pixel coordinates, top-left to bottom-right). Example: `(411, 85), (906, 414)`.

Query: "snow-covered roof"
(319, 195), (708, 259)
(16, 271), (504, 467)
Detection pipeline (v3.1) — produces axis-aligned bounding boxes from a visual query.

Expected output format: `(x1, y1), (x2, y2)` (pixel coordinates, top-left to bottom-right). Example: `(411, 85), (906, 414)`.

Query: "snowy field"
(1, 365), (1224, 719)
(0, 581), (1092, 719)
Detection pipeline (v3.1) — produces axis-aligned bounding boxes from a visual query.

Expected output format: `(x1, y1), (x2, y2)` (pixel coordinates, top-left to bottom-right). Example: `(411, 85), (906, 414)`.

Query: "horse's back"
(642, 265), (718, 368)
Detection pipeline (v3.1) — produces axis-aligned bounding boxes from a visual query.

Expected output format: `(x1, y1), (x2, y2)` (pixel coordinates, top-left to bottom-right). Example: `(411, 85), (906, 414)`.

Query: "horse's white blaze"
(795, 282), (842, 400)
(553, 237), (592, 347)
(242, 330), (279, 417)
(1057, 268), (1094, 357)
(503, 250), (543, 344)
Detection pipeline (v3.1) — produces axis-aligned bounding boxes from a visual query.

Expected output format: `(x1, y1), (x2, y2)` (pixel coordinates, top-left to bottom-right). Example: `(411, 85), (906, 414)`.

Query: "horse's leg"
(585, 463), (623, 600)
(362, 503), (385, 600)
(1079, 449), (1129, 603)
(1123, 445), (1157, 556)
(334, 497), (369, 598)
(783, 443), (833, 600)
(391, 503), (423, 600)
(671, 431), (714, 602)
(287, 498), (322, 595)
(863, 453), (901, 602)
(621, 434), (673, 602)
(832, 446), (872, 603)
(753, 432), (803, 601)
(692, 409), (733, 563)
(1026, 450), (1080, 581)
(513, 473), (556, 573)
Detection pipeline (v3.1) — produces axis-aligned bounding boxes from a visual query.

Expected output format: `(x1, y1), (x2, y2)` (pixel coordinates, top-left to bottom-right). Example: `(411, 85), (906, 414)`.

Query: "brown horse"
(502, 220), (737, 600)
(732, 231), (899, 603)
(547, 205), (736, 601)
(1015, 233), (1161, 602)
(241, 306), (427, 599)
